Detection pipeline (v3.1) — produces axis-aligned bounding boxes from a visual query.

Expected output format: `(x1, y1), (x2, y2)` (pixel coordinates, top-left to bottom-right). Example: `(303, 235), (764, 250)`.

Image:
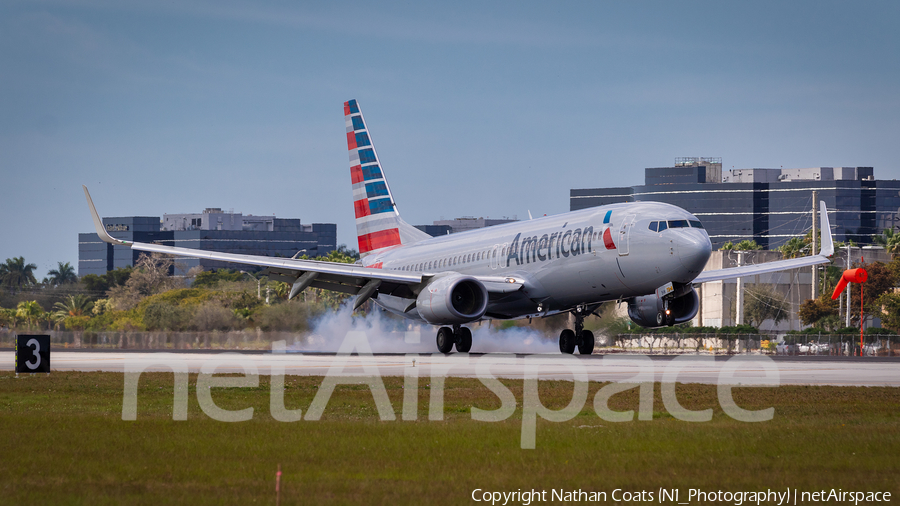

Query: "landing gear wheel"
(455, 327), (472, 353)
(436, 327), (454, 354)
(559, 329), (576, 354)
(578, 330), (595, 355)
(656, 312), (664, 326)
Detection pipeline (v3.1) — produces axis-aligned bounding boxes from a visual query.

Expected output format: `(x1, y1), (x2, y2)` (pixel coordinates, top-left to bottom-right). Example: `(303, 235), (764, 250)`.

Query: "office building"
(571, 158), (900, 249)
(79, 209), (336, 276)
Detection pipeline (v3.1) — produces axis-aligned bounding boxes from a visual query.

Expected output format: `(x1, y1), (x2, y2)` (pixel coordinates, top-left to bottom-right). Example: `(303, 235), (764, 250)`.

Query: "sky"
(2, 0), (899, 279)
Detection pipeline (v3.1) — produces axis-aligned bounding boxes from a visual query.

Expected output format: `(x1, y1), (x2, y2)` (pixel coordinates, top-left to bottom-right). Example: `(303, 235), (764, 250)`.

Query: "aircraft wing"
(83, 186), (523, 307)
(691, 201), (835, 285)
(691, 254), (832, 284)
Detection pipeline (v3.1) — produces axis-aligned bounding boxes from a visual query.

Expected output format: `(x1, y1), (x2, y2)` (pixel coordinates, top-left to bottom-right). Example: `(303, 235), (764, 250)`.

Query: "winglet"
(82, 185), (129, 246)
(819, 201), (833, 257)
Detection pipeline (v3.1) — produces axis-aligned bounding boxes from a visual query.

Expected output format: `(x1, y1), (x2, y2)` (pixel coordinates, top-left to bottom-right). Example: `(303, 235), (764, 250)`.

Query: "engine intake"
(627, 287), (700, 328)
(416, 274), (488, 325)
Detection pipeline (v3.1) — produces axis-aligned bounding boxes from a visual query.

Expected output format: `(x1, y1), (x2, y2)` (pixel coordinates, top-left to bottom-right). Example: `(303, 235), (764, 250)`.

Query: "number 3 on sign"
(25, 338), (41, 370)
(16, 335), (50, 374)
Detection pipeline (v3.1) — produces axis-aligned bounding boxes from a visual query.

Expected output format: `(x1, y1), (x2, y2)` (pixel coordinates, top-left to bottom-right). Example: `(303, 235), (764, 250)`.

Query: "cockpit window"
(650, 221), (669, 232)
(668, 220), (689, 228)
(689, 220), (704, 229)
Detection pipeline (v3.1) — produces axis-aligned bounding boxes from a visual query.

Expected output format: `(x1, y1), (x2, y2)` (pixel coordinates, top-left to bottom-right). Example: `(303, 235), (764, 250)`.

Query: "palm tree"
(16, 300), (44, 329)
(0, 257), (38, 292)
(873, 229), (900, 255)
(721, 240), (764, 251)
(778, 237), (808, 259)
(733, 239), (763, 251)
(47, 261), (77, 286)
(51, 294), (94, 330)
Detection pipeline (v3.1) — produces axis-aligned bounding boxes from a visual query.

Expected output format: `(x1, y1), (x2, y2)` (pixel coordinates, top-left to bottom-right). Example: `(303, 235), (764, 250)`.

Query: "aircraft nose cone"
(677, 230), (712, 274)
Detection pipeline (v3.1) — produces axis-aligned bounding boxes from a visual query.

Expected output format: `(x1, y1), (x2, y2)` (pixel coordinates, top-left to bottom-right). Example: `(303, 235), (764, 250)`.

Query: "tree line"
(0, 247), (362, 334)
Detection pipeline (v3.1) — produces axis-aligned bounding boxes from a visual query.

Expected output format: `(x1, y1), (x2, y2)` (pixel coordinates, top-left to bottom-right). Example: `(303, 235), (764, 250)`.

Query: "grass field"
(1, 371), (899, 505)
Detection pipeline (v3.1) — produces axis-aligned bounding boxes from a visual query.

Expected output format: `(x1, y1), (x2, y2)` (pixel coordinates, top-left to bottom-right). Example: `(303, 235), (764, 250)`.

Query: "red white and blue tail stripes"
(345, 99), (428, 255)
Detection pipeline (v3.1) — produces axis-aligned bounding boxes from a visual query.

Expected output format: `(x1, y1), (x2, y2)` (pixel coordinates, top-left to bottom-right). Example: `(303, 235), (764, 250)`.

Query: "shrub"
(192, 301), (239, 331)
(252, 302), (310, 332)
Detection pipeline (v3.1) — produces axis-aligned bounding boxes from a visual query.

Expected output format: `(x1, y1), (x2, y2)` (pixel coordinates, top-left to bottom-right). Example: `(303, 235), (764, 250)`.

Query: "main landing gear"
(436, 324), (472, 354)
(559, 305), (595, 355)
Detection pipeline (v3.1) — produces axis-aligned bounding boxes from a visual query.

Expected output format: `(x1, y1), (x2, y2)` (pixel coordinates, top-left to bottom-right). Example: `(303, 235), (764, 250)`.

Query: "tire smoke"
(291, 303), (560, 354)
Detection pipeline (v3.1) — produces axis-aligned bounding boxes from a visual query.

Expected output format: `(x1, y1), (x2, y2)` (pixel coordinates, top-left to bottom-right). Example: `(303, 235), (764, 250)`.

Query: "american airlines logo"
(506, 225), (609, 267)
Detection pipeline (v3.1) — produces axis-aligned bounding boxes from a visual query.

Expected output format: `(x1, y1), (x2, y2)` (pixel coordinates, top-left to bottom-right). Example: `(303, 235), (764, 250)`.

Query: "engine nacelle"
(416, 274), (488, 325)
(627, 287), (700, 328)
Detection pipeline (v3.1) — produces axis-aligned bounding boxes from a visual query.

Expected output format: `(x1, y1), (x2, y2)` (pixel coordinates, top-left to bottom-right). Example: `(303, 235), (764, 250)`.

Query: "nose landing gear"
(559, 304), (597, 355)
(436, 324), (473, 353)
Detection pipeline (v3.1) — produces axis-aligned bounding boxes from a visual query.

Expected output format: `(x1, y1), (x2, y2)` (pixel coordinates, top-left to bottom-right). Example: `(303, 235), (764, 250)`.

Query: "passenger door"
(618, 215), (635, 256)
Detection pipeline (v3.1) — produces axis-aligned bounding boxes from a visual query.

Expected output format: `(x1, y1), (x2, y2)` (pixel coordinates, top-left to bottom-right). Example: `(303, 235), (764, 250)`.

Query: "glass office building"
(79, 210), (336, 276)
(571, 160), (900, 250)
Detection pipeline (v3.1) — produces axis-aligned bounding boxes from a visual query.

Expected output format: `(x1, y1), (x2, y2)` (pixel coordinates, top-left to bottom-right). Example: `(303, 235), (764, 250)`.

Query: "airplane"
(82, 99), (835, 354)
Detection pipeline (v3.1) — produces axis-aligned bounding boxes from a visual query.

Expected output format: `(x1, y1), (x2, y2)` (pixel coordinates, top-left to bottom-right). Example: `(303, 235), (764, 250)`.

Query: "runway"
(3, 350), (899, 386)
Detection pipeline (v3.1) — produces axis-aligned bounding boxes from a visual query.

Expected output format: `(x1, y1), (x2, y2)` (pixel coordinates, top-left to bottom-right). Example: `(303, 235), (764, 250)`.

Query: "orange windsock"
(831, 268), (868, 300)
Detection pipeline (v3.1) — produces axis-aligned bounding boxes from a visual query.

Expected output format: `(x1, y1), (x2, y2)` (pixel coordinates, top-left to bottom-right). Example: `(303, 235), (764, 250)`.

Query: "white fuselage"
(362, 201), (712, 320)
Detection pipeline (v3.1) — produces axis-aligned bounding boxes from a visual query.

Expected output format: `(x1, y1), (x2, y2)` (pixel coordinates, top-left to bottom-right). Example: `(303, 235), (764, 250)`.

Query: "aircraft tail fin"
(344, 99), (430, 256)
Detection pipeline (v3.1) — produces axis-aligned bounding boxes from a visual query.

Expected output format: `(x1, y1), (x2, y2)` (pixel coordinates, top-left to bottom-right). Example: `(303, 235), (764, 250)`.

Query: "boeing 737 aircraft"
(83, 99), (835, 354)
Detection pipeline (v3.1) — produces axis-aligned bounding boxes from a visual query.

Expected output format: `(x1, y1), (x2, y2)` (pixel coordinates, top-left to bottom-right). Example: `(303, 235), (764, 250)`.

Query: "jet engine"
(416, 274), (488, 325)
(627, 287), (700, 328)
